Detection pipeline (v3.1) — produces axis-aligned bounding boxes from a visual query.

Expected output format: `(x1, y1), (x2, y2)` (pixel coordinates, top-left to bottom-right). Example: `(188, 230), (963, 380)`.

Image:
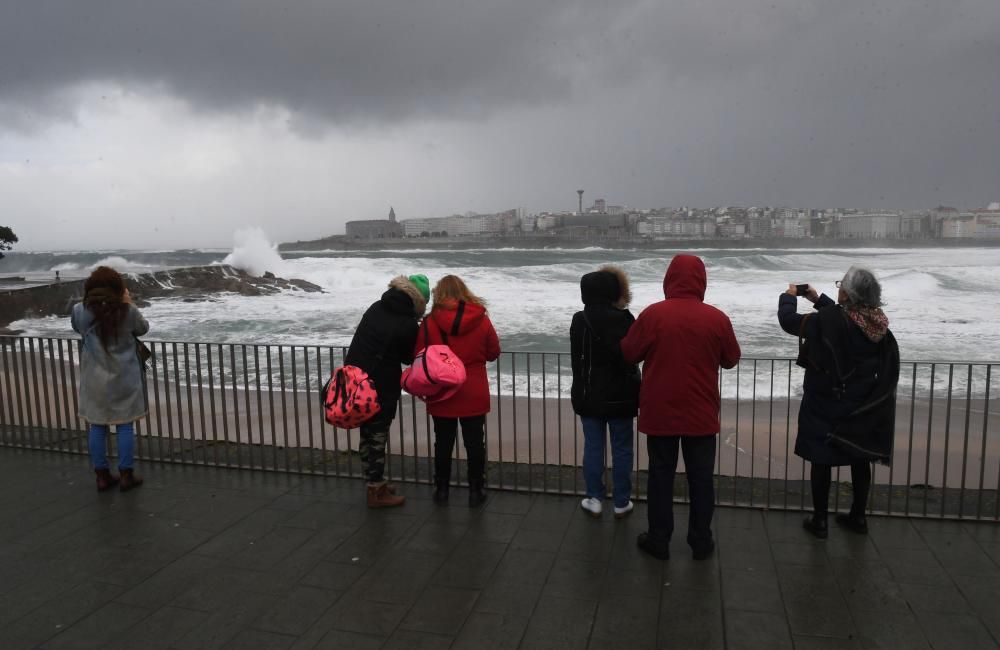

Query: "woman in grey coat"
(71, 266), (150, 491)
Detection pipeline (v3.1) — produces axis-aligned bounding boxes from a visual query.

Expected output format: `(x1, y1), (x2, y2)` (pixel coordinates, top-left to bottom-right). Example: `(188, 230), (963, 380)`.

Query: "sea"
(5, 234), (999, 366)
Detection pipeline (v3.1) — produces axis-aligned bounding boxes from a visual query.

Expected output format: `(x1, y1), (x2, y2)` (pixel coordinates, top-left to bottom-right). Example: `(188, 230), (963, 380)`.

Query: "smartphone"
(795, 284), (809, 296)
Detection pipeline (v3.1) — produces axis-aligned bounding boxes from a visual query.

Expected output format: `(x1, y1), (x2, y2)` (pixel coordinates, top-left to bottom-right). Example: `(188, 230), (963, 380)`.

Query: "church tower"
(389, 207), (396, 222)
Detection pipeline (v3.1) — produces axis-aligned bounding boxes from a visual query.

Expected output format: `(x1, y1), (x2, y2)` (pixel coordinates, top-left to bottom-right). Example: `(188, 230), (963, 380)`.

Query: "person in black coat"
(778, 266), (899, 538)
(571, 266), (640, 519)
(346, 274), (428, 507)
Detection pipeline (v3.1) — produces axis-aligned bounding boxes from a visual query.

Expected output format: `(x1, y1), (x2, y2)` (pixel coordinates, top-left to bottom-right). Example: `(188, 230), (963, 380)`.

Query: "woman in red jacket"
(414, 275), (501, 507)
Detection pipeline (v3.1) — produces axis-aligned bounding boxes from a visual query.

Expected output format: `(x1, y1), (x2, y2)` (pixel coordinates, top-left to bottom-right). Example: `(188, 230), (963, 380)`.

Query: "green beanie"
(408, 274), (430, 302)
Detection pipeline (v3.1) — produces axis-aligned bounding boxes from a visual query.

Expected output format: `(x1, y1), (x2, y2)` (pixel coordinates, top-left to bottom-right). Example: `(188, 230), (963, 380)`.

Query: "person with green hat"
(345, 274), (429, 507)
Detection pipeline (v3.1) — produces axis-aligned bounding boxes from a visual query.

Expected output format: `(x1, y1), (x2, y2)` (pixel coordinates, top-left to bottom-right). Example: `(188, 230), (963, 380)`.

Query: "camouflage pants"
(359, 417), (391, 482)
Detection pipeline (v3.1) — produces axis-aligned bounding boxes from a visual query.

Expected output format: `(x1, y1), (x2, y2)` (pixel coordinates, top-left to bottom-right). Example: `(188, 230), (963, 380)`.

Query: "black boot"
(468, 480), (487, 508)
(433, 482), (449, 505)
(835, 513), (868, 534)
(803, 513), (828, 539)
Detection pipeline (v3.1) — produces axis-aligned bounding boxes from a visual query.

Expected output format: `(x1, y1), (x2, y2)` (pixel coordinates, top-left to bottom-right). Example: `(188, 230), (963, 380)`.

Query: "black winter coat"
(570, 305), (640, 419)
(345, 286), (421, 421)
(778, 293), (899, 465)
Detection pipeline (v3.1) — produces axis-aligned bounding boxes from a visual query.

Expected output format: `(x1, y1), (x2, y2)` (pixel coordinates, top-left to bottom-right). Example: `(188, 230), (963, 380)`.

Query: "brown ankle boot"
(95, 469), (119, 492)
(367, 481), (405, 508)
(119, 468), (144, 492)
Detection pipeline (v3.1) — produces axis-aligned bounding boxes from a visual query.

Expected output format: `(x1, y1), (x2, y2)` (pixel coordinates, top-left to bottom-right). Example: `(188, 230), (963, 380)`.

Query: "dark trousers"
(810, 462), (871, 518)
(433, 415), (486, 487)
(647, 435), (716, 553)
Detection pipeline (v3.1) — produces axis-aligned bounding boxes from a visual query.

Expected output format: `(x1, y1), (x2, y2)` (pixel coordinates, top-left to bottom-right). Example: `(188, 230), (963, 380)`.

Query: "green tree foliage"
(0, 226), (17, 260)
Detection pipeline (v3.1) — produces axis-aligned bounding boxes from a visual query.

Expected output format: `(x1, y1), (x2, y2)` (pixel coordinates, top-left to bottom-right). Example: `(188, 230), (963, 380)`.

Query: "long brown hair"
(432, 275), (487, 311)
(83, 266), (129, 349)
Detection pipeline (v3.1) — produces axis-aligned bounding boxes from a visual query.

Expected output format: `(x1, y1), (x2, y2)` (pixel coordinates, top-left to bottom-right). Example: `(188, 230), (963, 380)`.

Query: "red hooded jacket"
(620, 255), (741, 436)
(414, 300), (501, 418)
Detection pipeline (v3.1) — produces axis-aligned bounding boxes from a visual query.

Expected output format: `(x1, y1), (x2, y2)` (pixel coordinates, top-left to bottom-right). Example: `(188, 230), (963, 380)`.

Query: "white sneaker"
(580, 497), (602, 517)
(614, 501), (634, 519)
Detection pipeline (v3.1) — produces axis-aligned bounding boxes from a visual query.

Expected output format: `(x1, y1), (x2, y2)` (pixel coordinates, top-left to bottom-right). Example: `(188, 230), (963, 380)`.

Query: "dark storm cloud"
(2, 0), (992, 128)
(1, 0), (999, 210)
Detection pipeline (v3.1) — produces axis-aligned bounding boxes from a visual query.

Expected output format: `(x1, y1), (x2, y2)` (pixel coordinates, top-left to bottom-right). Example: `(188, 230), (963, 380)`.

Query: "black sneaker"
(835, 513), (868, 534)
(637, 532), (670, 560)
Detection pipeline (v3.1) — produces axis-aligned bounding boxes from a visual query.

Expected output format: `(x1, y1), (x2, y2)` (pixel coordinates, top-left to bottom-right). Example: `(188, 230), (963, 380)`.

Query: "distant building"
(939, 213), (977, 238)
(834, 213), (901, 239)
(970, 209), (1000, 239)
(638, 216), (716, 238)
(345, 207), (403, 239)
(401, 209), (520, 237)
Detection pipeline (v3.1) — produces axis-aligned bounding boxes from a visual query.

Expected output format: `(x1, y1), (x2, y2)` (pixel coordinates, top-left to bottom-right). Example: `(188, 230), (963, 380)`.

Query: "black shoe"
(468, 485), (487, 508)
(692, 541), (716, 561)
(432, 485), (449, 505)
(803, 515), (829, 539)
(835, 513), (868, 534)
(637, 532), (670, 560)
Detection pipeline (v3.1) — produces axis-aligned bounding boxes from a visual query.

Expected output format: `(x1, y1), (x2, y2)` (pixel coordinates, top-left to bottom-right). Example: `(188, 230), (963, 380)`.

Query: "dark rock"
(0, 265), (325, 327)
(263, 271), (276, 279)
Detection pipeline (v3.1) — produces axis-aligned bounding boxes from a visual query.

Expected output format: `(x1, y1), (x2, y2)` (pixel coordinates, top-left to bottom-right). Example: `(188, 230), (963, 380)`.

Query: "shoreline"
(277, 236), (1000, 253)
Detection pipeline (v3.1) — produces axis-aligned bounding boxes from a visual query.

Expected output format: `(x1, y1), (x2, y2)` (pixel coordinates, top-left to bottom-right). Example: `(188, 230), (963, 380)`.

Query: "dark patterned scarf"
(846, 306), (889, 343)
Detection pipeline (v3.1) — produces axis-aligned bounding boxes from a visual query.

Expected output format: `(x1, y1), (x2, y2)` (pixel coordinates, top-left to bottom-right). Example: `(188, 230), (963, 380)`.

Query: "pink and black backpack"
(321, 365), (380, 429)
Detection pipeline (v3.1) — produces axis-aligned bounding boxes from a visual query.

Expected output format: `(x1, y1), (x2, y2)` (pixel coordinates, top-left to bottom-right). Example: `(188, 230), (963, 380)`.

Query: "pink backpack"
(401, 344), (467, 403)
(321, 365), (381, 429)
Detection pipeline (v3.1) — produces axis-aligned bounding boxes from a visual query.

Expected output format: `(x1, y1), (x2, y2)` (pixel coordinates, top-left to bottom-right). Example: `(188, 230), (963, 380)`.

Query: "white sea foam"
(221, 227), (288, 277)
(14, 246), (1000, 365)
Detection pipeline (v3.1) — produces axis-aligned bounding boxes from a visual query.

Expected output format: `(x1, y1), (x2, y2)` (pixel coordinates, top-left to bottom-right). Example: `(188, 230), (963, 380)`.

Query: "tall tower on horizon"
(577, 190), (584, 214)
(389, 206), (396, 222)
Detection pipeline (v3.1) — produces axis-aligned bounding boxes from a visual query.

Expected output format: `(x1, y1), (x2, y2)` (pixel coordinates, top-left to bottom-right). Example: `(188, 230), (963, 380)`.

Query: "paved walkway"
(1, 450), (999, 649)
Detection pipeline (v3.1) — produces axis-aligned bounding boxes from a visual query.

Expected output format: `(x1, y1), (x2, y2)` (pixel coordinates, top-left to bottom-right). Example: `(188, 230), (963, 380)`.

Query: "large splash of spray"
(222, 227), (287, 277)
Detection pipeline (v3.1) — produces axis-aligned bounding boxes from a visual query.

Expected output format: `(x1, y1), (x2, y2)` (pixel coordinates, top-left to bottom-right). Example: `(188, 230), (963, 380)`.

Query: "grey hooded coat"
(71, 303), (150, 425)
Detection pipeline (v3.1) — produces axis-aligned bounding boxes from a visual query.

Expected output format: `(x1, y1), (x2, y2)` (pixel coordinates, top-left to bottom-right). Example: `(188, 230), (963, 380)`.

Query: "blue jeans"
(581, 416), (634, 508)
(88, 423), (136, 471)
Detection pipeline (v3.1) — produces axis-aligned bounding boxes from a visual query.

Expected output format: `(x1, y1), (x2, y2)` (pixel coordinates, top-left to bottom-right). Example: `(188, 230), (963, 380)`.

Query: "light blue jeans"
(88, 423), (135, 471)
(581, 416), (634, 508)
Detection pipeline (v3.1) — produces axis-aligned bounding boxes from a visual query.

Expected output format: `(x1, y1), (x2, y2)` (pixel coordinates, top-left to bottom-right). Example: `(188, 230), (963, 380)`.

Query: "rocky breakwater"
(0, 265), (323, 331)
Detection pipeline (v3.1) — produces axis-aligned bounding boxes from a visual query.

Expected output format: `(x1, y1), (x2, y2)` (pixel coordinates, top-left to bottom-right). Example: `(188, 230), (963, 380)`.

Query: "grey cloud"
(2, 0), (994, 129)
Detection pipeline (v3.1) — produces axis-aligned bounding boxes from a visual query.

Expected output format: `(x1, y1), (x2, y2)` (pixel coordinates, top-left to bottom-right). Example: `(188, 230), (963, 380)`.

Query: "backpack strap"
(580, 311), (602, 342)
(450, 300), (466, 336)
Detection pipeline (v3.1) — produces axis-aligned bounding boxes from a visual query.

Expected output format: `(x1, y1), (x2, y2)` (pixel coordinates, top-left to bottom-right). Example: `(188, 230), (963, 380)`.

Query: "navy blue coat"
(778, 293), (886, 466)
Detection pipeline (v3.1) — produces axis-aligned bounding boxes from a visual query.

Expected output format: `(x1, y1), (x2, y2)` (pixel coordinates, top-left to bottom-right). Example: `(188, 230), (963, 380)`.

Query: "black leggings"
(433, 415), (486, 487)
(810, 462), (871, 517)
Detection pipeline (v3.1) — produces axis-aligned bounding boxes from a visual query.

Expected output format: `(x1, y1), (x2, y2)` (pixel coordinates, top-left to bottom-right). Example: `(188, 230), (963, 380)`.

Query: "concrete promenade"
(1, 450), (999, 649)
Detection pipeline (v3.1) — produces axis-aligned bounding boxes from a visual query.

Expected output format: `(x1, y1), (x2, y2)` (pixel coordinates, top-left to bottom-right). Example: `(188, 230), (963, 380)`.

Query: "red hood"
(663, 254), (706, 300)
(430, 300), (486, 336)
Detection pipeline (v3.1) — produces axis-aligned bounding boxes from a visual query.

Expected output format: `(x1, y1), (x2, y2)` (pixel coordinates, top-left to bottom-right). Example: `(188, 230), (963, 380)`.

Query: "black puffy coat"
(345, 276), (425, 421)
(779, 293), (899, 465)
(570, 269), (640, 419)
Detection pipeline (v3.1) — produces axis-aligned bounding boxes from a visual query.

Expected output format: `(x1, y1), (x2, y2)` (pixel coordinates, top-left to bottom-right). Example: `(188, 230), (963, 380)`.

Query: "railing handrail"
(1, 334), (997, 366)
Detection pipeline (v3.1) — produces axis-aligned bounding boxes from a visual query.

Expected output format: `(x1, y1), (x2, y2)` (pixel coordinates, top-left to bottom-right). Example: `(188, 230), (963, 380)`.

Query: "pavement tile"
(724, 609), (794, 650)
(658, 586), (724, 650)
(398, 585), (479, 636)
(915, 612), (1000, 650)
(452, 611), (528, 650)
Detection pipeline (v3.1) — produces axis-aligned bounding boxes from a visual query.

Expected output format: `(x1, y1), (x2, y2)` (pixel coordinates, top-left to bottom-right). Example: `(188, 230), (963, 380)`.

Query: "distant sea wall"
(278, 235), (1000, 252)
(0, 265), (322, 330)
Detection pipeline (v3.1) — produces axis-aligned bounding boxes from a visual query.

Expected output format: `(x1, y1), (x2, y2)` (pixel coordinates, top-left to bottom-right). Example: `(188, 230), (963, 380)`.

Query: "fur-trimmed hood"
(600, 265), (632, 309)
(581, 265), (632, 309)
(388, 275), (427, 317)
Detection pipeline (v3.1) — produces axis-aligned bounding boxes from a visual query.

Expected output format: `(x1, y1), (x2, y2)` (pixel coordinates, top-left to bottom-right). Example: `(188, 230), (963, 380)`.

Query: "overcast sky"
(1, 0), (999, 250)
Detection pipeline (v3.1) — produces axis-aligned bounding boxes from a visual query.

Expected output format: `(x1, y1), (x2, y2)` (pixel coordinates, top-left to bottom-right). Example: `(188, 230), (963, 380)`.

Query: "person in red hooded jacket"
(621, 254), (741, 561)
(414, 275), (501, 507)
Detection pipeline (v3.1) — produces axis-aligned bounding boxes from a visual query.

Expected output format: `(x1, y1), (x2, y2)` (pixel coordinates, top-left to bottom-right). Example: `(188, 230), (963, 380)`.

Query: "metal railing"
(0, 335), (996, 520)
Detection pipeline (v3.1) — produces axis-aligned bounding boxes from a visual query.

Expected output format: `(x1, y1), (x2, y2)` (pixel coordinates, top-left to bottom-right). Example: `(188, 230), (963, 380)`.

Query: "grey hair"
(840, 266), (883, 308)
